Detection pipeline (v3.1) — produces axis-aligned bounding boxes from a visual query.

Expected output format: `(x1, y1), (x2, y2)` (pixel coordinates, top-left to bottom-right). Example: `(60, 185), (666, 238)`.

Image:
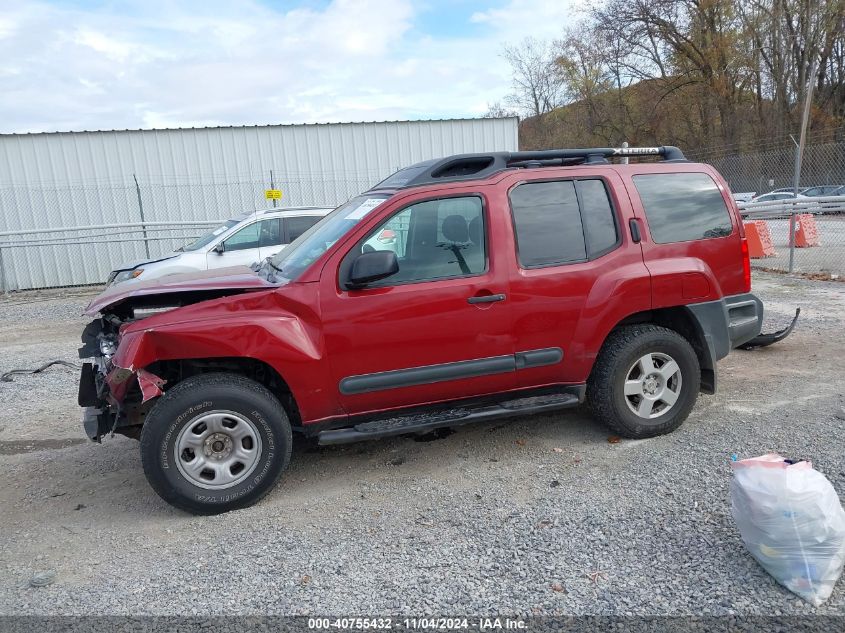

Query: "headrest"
(468, 216), (482, 245)
(442, 215), (469, 243)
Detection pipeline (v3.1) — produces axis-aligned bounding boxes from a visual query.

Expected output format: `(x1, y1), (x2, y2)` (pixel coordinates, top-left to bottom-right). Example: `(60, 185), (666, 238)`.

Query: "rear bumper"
(684, 292), (764, 395)
(686, 292), (764, 363)
(724, 294), (765, 350)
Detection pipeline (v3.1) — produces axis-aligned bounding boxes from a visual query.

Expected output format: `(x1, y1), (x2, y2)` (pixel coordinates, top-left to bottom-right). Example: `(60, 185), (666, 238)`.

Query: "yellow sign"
(265, 189), (282, 200)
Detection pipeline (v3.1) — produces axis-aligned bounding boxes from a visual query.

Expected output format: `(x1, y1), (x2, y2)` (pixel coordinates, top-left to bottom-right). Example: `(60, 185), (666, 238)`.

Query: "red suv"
(79, 146), (770, 514)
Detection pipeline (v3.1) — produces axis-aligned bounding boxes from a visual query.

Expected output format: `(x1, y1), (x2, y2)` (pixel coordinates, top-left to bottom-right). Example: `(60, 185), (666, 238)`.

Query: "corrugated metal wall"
(0, 118), (518, 290)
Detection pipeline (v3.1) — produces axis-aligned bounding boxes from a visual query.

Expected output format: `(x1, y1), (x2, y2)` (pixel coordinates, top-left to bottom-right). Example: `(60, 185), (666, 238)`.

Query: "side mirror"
(348, 251), (398, 288)
(213, 242), (225, 255)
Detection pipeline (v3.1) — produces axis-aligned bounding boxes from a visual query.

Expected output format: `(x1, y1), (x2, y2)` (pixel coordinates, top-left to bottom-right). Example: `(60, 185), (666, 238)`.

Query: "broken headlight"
(99, 336), (118, 358)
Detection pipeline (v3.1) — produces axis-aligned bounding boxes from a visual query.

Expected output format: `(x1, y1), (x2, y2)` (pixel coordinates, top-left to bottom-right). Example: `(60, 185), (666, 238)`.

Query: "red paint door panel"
(319, 189), (515, 416)
(500, 169), (652, 387)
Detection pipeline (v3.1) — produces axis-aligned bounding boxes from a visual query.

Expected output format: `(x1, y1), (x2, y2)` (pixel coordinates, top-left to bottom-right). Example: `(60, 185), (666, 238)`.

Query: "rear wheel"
(587, 325), (700, 438)
(140, 373), (292, 515)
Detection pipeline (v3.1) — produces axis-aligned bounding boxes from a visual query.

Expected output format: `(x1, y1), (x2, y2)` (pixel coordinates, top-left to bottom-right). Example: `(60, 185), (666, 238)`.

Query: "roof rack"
(371, 146), (687, 190)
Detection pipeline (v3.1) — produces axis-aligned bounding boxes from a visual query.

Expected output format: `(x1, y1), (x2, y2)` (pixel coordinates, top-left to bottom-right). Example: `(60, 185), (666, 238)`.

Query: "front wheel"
(587, 325), (700, 438)
(140, 373), (292, 514)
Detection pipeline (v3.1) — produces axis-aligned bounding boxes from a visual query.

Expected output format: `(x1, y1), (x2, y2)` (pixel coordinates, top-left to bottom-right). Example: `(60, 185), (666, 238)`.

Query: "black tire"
(587, 325), (700, 439)
(140, 373), (292, 515)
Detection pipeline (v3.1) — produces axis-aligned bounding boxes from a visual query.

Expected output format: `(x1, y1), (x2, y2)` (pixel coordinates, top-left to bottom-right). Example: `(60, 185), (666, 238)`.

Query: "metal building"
(0, 117), (518, 290)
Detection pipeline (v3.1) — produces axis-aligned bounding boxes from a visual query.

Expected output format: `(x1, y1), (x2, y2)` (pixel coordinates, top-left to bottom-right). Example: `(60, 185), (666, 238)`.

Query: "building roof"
(1, 116), (520, 137)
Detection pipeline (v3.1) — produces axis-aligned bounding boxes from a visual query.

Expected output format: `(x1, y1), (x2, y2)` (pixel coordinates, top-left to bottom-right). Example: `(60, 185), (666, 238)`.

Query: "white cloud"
(72, 29), (134, 62)
(0, 15), (15, 40)
(471, 0), (582, 41)
(0, 0), (580, 133)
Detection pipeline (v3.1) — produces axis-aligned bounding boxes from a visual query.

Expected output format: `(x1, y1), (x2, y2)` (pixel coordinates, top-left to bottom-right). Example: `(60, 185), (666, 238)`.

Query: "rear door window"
(285, 215), (323, 242)
(509, 179), (619, 268)
(578, 179), (619, 258)
(258, 219), (282, 247)
(632, 173), (733, 243)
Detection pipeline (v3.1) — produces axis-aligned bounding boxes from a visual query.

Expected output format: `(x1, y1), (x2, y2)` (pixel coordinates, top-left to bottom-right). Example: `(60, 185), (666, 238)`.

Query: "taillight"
(741, 237), (751, 292)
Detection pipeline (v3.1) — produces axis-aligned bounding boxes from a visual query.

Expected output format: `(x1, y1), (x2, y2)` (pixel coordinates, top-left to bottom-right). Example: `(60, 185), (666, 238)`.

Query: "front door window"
(353, 196), (486, 285)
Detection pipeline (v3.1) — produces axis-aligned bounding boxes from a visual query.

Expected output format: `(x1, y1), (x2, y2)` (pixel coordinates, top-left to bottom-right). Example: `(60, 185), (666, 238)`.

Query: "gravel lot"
(0, 272), (843, 616)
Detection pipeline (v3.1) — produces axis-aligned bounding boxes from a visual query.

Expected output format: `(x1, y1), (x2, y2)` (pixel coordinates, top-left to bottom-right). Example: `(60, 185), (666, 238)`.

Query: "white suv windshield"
(269, 195), (389, 281)
(182, 219), (240, 252)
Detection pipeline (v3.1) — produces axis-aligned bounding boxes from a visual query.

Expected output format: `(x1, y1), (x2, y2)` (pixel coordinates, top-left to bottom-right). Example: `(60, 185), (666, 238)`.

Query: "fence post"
(0, 245), (7, 295)
(133, 173), (151, 259)
(789, 58), (818, 274)
(269, 170), (277, 208)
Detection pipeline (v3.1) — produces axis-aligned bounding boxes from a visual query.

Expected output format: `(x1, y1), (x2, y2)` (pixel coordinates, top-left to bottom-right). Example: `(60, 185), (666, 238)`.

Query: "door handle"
(629, 218), (642, 243)
(467, 293), (506, 304)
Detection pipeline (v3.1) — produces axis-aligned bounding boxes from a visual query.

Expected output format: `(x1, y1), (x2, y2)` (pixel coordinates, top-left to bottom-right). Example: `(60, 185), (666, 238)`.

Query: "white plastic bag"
(730, 453), (845, 606)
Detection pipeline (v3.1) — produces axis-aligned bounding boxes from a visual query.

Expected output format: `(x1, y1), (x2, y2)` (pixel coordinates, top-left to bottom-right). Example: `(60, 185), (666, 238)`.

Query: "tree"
(482, 102), (518, 118)
(501, 37), (564, 118)
(495, 0), (845, 151)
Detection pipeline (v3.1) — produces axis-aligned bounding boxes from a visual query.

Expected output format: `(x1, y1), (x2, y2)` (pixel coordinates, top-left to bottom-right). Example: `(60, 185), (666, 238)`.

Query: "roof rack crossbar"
(504, 146), (685, 164)
(369, 146), (687, 191)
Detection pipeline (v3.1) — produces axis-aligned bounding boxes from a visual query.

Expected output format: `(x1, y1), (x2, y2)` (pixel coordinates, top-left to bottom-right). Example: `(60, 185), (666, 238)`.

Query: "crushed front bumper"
(78, 319), (166, 442)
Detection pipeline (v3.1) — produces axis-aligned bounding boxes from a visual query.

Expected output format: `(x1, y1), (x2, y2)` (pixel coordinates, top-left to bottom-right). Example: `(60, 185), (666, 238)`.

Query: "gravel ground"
(0, 273), (843, 617)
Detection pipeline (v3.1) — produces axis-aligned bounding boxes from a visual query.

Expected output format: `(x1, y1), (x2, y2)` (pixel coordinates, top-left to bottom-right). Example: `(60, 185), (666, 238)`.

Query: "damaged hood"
(111, 253), (179, 273)
(85, 265), (276, 316)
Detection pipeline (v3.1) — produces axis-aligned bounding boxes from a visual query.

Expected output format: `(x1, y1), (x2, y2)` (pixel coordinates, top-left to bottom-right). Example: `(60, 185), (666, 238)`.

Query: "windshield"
(181, 219), (240, 252)
(269, 194), (390, 281)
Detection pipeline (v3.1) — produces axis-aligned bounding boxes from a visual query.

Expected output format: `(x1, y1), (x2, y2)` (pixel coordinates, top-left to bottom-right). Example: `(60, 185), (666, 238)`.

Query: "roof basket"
(380, 146), (687, 190)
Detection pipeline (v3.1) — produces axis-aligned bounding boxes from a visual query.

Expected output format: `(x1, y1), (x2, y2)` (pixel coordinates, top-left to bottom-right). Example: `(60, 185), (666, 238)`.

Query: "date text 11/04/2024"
(307, 618), (528, 630)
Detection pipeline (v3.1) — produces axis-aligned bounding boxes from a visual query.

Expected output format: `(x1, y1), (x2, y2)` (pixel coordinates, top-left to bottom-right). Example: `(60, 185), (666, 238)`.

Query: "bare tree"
(482, 102), (518, 118)
(495, 0), (845, 150)
(502, 37), (564, 118)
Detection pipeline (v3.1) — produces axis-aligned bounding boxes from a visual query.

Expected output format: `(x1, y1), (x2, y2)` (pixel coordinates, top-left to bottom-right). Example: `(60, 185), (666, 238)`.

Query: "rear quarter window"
(632, 173), (733, 244)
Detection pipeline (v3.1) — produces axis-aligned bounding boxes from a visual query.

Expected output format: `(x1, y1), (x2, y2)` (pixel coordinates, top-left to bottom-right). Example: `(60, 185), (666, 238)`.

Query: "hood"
(85, 265), (276, 316)
(112, 253), (180, 272)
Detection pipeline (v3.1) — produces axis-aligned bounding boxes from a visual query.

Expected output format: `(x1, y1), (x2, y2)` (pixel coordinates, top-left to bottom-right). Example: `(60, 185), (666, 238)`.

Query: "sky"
(0, 0), (580, 133)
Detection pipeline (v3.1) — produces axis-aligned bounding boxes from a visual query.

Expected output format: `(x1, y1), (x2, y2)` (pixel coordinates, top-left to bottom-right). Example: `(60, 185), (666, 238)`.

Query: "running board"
(318, 393), (580, 445)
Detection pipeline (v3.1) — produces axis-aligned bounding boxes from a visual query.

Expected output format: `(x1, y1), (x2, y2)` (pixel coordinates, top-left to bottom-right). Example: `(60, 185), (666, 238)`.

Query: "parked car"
(799, 185), (845, 197)
(732, 192), (756, 203)
(749, 191), (810, 203)
(79, 146), (793, 514)
(107, 207), (332, 285)
(766, 187), (804, 195)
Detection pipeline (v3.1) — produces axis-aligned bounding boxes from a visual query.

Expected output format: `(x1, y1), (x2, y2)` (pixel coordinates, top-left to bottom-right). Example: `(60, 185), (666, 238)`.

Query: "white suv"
(107, 206), (333, 285)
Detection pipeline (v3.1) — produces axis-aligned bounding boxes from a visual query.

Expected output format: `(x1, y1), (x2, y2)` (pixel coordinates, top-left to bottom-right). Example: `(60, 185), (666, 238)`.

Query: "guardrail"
(0, 221), (223, 293)
(736, 195), (845, 273)
(737, 195), (845, 219)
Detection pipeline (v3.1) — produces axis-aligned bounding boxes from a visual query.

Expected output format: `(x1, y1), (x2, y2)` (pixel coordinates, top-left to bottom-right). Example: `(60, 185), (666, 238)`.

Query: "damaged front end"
(77, 316), (166, 442)
(77, 265), (280, 442)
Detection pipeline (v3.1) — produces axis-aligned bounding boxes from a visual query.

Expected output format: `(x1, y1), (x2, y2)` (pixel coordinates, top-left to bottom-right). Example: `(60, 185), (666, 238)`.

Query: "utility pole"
(0, 245), (7, 294)
(789, 58), (818, 273)
(133, 174), (151, 259)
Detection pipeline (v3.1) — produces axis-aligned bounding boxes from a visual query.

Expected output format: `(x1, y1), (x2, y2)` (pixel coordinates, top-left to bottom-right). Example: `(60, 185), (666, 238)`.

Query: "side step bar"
(318, 392), (580, 445)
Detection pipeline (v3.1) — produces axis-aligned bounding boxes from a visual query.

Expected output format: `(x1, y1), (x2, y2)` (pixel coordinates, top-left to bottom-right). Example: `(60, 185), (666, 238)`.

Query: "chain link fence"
(0, 172), (373, 291)
(689, 132), (845, 278)
(2, 137), (844, 291)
